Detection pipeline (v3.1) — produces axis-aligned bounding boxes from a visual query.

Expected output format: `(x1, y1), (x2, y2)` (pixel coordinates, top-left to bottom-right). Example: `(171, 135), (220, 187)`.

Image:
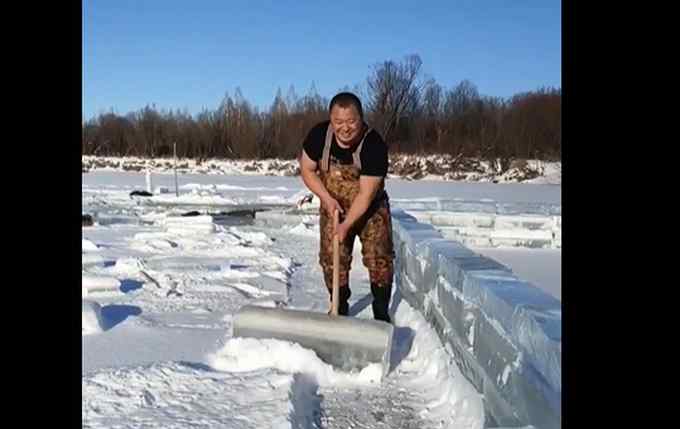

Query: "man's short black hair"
(329, 92), (364, 118)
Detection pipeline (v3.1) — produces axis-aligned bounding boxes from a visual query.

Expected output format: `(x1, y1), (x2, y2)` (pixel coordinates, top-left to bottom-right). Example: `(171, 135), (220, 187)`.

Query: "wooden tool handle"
(331, 209), (340, 316)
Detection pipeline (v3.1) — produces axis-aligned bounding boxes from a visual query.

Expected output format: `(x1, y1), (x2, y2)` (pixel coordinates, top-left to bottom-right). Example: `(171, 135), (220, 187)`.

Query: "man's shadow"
(348, 284), (415, 373)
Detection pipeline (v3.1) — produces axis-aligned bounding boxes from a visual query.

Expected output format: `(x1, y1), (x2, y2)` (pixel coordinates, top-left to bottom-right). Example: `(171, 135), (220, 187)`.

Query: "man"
(299, 92), (395, 323)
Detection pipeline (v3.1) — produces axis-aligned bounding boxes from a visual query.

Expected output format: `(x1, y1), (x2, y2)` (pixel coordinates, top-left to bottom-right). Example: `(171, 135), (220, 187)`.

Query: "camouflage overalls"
(317, 124), (395, 321)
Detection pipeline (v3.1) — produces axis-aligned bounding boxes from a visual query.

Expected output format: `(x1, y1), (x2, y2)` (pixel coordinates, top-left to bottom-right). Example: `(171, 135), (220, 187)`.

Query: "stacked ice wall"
(391, 208), (561, 428)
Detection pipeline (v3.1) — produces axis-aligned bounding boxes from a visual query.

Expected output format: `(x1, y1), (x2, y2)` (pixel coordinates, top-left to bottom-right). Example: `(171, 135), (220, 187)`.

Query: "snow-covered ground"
(82, 170), (560, 428)
(83, 170), (560, 206)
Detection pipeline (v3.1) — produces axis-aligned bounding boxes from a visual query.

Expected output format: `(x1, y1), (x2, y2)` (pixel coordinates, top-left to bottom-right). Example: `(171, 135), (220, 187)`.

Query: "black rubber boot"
(327, 286), (351, 316)
(371, 283), (392, 323)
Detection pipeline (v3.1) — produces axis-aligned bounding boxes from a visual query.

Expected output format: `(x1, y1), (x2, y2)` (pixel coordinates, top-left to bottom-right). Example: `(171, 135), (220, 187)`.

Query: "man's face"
(330, 104), (363, 146)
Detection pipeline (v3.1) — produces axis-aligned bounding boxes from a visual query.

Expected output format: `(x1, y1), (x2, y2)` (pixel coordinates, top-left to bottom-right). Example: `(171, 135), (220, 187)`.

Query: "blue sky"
(83, 0), (560, 120)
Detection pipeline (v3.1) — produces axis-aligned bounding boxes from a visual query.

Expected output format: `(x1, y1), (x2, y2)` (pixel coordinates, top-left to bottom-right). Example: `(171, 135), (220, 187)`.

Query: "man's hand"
(300, 150), (340, 215)
(336, 176), (383, 232)
(335, 221), (351, 243)
(321, 196), (344, 216)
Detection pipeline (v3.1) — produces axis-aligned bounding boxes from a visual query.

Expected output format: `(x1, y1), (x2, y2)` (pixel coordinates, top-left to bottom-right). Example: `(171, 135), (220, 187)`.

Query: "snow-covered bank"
(82, 154), (561, 184)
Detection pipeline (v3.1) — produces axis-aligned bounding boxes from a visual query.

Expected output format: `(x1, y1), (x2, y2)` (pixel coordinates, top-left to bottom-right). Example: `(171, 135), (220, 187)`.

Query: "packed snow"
(82, 168), (560, 428)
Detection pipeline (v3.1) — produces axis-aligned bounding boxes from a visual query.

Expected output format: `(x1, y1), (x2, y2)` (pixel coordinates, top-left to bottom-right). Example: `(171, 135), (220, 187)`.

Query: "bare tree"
(82, 56), (561, 164)
(366, 54), (424, 146)
(421, 79), (444, 153)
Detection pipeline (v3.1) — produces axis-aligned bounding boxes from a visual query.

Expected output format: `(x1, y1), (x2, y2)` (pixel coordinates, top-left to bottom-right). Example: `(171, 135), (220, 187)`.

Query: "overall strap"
(352, 127), (372, 171)
(319, 123), (334, 173)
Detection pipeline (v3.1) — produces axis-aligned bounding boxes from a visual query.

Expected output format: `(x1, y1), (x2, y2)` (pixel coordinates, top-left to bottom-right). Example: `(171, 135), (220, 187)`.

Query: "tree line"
(82, 54), (560, 165)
